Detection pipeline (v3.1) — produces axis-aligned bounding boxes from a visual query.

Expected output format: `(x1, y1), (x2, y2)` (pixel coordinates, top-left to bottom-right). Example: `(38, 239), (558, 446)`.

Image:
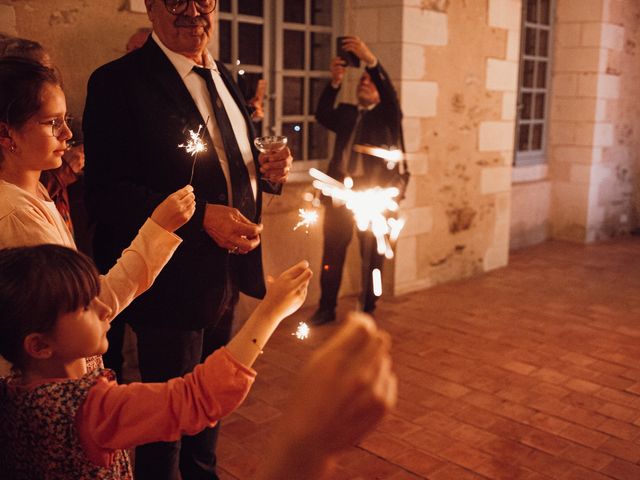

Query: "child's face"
(48, 296), (112, 360)
(9, 82), (72, 172)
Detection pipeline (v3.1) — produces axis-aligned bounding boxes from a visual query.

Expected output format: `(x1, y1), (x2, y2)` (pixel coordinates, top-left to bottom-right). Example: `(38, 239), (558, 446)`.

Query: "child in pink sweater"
(0, 244), (312, 479)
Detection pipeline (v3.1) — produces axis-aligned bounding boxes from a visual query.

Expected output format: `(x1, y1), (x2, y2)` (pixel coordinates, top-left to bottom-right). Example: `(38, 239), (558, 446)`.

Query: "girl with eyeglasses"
(0, 56), (196, 375)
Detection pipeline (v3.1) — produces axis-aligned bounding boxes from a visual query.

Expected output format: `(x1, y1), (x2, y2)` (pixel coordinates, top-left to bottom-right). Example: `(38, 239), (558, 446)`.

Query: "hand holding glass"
(254, 135), (288, 154)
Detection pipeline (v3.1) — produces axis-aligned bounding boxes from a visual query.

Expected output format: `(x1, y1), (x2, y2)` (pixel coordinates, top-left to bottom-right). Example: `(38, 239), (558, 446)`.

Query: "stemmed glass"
(254, 135), (288, 207)
(254, 135), (288, 154)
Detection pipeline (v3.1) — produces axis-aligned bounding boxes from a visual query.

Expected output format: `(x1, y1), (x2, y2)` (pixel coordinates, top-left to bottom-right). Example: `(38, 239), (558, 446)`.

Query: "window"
(515, 0), (553, 166)
(218, 0), (339, 170)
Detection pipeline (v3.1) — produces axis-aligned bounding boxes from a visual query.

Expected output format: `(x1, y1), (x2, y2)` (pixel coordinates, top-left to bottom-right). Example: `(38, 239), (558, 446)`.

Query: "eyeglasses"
(163, 0), (217, 15)
(38, 115), (73, 137)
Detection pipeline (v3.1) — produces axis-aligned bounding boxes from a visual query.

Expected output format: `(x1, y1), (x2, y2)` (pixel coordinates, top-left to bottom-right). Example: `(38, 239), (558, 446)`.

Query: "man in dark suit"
(310, 36), (405, 326)
(83, 1), (292, 479)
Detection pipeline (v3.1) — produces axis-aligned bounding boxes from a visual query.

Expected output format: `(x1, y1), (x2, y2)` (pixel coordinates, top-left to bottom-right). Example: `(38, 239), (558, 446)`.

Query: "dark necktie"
(345, 110), (365, 175)
(193, 66), (256, 220)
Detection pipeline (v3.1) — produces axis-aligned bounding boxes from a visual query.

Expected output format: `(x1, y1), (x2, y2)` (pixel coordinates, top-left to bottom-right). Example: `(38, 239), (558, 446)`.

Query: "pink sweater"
(1, 348), (255, 479)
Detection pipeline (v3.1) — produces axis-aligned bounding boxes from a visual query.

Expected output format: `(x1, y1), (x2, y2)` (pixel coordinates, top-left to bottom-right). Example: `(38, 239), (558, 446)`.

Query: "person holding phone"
(311, 36), (407, 326)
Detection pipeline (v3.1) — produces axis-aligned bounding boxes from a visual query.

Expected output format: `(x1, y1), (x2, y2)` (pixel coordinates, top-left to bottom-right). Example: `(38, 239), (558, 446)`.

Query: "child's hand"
(261, 260), (313, 322)
(151, 185), (196, 233)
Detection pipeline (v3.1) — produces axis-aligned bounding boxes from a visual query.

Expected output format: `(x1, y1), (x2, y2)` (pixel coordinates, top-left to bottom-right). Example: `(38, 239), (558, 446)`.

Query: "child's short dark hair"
(0, 245), (100, 367)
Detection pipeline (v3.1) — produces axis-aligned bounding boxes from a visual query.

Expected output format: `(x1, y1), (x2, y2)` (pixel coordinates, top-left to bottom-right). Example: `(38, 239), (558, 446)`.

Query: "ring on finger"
(228, 245), (239, 254)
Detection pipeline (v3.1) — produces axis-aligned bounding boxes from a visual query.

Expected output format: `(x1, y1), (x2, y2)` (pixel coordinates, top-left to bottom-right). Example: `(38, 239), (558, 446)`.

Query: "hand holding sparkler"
(203, 204), (262, 254)
(225, 260), (312, 368)
(150, 185), (196, 233)
(258, 260), (313, 322)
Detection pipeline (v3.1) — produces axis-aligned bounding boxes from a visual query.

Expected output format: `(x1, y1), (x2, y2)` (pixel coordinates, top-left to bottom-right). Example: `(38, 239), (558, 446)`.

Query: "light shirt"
(152, 32), (257, 204)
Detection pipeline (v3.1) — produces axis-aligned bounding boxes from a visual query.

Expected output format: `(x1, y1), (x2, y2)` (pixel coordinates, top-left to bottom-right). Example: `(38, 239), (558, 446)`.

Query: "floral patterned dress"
(0, 369), (132, 479)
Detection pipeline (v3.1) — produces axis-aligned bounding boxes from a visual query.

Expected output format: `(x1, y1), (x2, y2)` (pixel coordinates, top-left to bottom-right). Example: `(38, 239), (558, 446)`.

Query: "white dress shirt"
(152, 32), (258, 204)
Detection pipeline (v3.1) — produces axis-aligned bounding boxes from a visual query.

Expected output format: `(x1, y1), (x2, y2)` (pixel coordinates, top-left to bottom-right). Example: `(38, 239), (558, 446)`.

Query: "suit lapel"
(139, 39), (214, 144)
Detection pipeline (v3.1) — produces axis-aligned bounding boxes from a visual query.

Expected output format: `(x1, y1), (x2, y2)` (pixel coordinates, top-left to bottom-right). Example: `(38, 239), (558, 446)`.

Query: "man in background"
(311, 36), (406, 325)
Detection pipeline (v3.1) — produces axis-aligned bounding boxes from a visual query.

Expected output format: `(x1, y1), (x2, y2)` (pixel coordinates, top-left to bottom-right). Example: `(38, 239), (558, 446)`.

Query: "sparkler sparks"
(353, 144), (404, 170)
(179, 125), (207, 156)
(372, 268), (382, 297)
(308, 168), (405, 260)
(179, 121), (208, 185)
(293, 208), (319, 233)
(293, 321), (310, 340)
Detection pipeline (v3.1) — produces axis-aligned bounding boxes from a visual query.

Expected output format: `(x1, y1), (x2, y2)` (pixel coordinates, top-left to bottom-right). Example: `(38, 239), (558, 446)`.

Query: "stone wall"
(354, 0), (519, 294)
(550, 0), (637, 242)
(0, 0), (151, 117)
(616, 0), (640, 231)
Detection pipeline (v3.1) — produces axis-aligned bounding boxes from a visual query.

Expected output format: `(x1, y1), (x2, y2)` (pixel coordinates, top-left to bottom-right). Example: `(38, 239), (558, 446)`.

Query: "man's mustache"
(174, 16), (209, 27)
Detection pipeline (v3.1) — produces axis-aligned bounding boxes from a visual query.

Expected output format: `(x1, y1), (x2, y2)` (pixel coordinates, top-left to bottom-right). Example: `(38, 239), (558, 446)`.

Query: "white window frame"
(514, 0), (555, 168)
(218, 0), (341, 182)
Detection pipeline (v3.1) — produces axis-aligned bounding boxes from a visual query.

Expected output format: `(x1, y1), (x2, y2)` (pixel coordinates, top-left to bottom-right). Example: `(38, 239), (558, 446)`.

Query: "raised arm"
(77, 260), (312, 460)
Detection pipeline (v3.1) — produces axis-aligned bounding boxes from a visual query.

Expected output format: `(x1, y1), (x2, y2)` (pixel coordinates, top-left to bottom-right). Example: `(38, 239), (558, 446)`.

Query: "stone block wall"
(348, 0), (521, 295)
(550, 0), (637, 242)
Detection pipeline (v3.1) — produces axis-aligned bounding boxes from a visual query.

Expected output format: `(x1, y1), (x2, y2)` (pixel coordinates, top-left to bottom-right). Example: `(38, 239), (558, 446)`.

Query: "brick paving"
(218, 238), (640, 479)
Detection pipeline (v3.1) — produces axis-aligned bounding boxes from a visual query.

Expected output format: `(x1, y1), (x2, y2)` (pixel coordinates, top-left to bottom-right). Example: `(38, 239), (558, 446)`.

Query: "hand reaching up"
(260, 260), (313, 322)
(150, 185), (196, 233)
(225, 260), (312, 368)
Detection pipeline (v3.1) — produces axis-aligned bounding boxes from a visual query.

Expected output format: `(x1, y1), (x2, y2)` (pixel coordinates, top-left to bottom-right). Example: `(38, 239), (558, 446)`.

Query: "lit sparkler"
(372, 268), (382, 297)
(293, 208), (319, 233)
(293, 321), (310, 340)
(178, 120), (208, 185)
(353, 144), (404, 170)
(309, 168), (404, 259)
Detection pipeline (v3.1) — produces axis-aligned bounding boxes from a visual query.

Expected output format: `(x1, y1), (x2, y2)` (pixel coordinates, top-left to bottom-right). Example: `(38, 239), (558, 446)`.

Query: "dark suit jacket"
(83, 38), (277, 330)
(315, 62), (404, 189)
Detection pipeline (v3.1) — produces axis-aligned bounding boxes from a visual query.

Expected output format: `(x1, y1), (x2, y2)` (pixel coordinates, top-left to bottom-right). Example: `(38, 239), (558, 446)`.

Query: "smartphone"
(336, 36), (360, 68)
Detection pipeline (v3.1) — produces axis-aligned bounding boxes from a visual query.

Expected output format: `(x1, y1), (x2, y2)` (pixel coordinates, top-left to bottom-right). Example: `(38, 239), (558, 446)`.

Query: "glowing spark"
(308, 168), (405, 259)
(179, 122), (208, 185)
(293, 322), (310, 340)
(179, 125), (207, 157)
(353, 144), (404, 170)
(293, 208), (319, 233)
(372, 268), (382, 297)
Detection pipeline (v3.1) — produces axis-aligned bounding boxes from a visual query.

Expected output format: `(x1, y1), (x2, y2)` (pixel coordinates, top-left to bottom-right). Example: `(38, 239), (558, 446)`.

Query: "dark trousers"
(319, 203), (384, 313)
(132, 298), (236, 480)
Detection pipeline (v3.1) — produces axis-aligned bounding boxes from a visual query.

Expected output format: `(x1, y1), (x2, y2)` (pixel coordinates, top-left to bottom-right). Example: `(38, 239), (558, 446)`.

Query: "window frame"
(217, 0), (340, 179)
(514, 0), (555, 168)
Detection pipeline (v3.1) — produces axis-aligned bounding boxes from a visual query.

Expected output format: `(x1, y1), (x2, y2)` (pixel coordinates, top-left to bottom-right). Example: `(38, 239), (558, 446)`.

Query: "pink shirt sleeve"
(76, 348), (256, 467)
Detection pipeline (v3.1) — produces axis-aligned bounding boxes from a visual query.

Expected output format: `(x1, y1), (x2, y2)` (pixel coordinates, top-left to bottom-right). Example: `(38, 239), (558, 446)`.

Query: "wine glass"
(254, 135), (288, 154)
(254, 135), (288, 206)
